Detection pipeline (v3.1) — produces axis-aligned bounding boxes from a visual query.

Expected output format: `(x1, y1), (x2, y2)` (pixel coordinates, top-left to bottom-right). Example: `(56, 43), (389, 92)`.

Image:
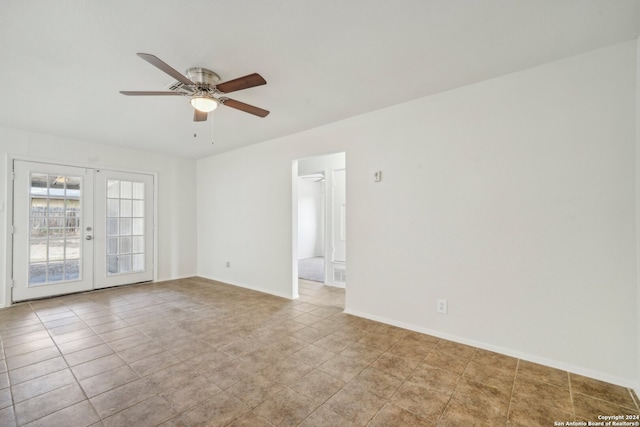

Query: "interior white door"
(93, 169), (154, 288)
(13, 161), (95, 301)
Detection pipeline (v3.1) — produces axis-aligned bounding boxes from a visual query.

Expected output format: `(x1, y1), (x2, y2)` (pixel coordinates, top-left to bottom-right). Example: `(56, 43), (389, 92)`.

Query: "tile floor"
(0, 277), (637, 426)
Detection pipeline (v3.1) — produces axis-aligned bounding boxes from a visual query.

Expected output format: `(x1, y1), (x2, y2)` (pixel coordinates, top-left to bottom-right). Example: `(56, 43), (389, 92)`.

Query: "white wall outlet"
(437, 298), (448, 314)
(374, 171), (382, 182)
(226, 261), (230, 268)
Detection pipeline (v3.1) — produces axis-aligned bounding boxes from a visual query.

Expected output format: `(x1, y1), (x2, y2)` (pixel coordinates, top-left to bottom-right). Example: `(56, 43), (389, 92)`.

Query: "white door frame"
(4, 154), (158, 306)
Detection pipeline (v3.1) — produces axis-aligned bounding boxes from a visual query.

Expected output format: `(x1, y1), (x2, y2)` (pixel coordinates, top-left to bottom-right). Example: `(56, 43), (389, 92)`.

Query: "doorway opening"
(293, 152), (346, 299)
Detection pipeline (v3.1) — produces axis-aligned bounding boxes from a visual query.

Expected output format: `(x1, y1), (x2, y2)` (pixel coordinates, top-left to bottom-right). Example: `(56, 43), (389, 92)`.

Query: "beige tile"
(90, 320), (130, 334)
(435, 340), (476, 359)
(253, 387), (319, 426)
(98, 326), (141, 343)
(160, 375), (222, 413)
(289, 344), (336, 367)
(573, 392), (640, 421)
(463, 359), (515, 391)
(43, 316), (85, 331)
(517, 360), (569, 388)
(6, 346), (61, 370)
(319, 353), (368, 382)
(57, 335), (105, 354)
(142, 362), (200, 392)
(64, 344), (114, 366)
(259, 357), (314, 386)
(177, 391), (250, 427)
(71, 354), (125, 380)
(407, 364), (460, 395)
(297, 405), (358, 427)
(473, 348), (518, 372)
(11, 368), (76, 403)
(512, 374), (572, 414)
(14, 383), (85, 425)
(423, 349), (470, 374)
(228, 372), (286, 408)
(452, 377), (511, 417)
(2, 330), (51, 348)
(391, 381), (451, 422)
(4, 338), (55, 358)
(116, 341), (165, 363)
(8, 356), (68, 385)
(101, 395), (176, 427)
(313, 333), (354, 353)
(324, 383), (387, 425)
(90, 379), (156, 419)
(348, 367), (403, 399)
(0, 324), (45, 340)
(371, 351), (421, 379)
(289, 326), (330, 343)
(48, 322), (91, 338)
(183, 349), (232, 371)
(0, 388), (12, 409)
(79, 365), (139, 398)
(507, 396), (573, 427)
(106, 333), (151, 351)
(0, 406), (16, 427)
(22, 400), (99, 427)
(339, 341), (384, 363)
(290, 369), (345, 403)
(207, 358), (259, 390)
(439, 397), (506, 426)
(369, 402), (435, 426)
(570, 373), (638, 410)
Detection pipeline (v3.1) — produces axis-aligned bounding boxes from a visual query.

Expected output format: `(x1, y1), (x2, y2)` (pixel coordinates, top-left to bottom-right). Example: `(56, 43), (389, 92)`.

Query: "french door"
(12, 160), (154, 302)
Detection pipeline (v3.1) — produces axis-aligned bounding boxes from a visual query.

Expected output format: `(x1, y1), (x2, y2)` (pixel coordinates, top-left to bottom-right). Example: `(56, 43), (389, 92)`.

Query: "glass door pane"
(28, 173), (82, 285)
(94, 170), (154, 289)
(13, 161), (94, 302)
(105, 179), (146, 276)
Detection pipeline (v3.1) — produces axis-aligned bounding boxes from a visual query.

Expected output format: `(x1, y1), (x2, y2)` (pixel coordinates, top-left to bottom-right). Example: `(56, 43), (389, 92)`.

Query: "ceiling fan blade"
(120, 91), (184, 96)
(216, 73), (266, 94)
(193, 109), (208, 122)
(220, 98), (270, 117)
(137, 53), (194, 86)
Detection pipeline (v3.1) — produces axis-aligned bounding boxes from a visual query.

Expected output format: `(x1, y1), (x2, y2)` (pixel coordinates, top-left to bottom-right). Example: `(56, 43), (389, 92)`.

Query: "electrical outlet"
(437, 298), (448, 314)
(226, 261), (230, 268)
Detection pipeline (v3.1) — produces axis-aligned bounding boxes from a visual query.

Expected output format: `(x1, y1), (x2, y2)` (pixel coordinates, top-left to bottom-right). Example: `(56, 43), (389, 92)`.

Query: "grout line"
(628, 387), (640, 411)
(505, 358), (520, 424)
(568, 370), (576, 421)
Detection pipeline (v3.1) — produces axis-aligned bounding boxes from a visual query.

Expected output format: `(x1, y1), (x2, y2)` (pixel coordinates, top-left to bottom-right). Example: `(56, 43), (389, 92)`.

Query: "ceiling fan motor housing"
(186, 67), (221, 89)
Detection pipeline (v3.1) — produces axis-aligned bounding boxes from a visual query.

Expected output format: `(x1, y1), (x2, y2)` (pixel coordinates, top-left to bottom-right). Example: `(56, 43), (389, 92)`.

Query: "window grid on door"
(28, 173), (82, 286)
(106, 179), (145, 275)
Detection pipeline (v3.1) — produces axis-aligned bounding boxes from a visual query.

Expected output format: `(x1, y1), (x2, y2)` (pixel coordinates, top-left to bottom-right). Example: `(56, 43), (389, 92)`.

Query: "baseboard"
(324, 282), (345, 289)
(155, 274), (198, 282)
(344, 308), (640, 391)
(196, 274), (295, 300)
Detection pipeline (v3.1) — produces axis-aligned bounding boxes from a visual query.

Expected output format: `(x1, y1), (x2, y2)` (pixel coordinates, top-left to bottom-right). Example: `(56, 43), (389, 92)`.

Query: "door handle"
(86, 235), (93, 241)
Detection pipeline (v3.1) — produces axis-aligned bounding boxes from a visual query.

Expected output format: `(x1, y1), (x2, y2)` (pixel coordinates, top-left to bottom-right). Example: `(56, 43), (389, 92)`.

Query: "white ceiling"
(1, 1), (639, 159)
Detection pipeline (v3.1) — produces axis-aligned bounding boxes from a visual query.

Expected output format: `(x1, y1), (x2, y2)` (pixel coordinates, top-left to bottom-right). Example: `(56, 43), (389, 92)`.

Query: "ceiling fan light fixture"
(190, 94), (218, 112)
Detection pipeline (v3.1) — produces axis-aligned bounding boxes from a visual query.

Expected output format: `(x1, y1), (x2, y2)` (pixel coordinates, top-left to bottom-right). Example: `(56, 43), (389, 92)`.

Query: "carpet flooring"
(298, 257), (325, 283)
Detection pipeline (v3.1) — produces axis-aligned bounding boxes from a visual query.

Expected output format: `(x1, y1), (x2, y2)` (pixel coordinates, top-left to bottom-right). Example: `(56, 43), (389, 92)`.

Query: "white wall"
(297, 177), (324, 259)
(0, 127), (198, 307)
(197, 40), (638, 388)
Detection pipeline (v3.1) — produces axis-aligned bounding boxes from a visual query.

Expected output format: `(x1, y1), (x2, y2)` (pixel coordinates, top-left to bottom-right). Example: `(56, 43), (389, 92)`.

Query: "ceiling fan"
(120, 53), (269, 121)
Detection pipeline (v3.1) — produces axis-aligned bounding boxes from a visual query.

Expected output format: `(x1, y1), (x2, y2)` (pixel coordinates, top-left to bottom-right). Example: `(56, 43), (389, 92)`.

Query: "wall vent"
(333, 267), (346, 283)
